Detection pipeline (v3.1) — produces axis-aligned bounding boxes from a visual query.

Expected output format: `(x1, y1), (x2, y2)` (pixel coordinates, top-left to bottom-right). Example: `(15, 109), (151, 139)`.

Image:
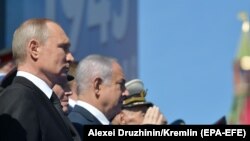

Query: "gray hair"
(12, 19), (52, 65)
(76, 54), (116, 94)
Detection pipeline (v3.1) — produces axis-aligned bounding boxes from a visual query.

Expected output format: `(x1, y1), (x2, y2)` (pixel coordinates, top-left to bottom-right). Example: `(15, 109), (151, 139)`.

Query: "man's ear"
(28, 39), (40, 60)
(119, 111), (126, 125)
(94, 77), (102, 96)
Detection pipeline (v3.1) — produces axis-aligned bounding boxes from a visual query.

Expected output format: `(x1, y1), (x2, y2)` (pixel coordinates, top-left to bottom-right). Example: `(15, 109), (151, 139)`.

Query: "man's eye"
(116, 80), (126, 91)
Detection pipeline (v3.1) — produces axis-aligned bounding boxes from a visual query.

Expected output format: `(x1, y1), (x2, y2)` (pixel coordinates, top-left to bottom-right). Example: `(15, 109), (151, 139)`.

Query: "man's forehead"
(112, 62), (125, 81)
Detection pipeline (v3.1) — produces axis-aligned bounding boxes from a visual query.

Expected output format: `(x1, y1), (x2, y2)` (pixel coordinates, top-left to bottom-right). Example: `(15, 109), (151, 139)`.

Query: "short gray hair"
(76, 54), (116, 94)
(12, 19), (52, 65)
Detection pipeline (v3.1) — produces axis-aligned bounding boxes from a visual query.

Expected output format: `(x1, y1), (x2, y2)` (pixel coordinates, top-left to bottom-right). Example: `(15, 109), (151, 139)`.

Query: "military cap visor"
(122, 79), (153, 108)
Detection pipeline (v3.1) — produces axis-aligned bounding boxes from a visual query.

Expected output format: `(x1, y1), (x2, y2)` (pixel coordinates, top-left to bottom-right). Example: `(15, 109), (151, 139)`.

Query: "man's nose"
(65, 91), (73, 96)
(67, 52), (74, 62)
(122, 89), (129, 97)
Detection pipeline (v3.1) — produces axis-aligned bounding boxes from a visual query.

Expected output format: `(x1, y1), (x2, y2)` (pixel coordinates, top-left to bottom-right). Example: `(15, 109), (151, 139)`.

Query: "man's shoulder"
(0, 79), (41, 107)
(68, 108), (88, 124)
(68, 106), (101, 125)
(2, 81), (34, 96)
(0, 85), (35, 106)
(69, 105), (93, 118)
(0, 83), (38, 117)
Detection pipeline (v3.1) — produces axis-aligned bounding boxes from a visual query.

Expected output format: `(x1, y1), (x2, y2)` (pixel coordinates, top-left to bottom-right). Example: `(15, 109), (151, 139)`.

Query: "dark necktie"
(50, 92), (81, 141)
(50, 93), (64, 114)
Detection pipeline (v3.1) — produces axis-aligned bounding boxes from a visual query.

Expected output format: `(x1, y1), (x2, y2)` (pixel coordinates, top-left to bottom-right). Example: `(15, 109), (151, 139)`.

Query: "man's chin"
(62, 102), (68, 107)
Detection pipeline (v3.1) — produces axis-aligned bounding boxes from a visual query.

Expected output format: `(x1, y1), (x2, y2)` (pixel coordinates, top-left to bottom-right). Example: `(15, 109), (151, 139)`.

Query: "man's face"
(38, 22), (74, 84)
(68, 80), (78, 100)
(100, 62), (129, 119)
(53, 83), (72, 113)
(121, 105), (149, 125)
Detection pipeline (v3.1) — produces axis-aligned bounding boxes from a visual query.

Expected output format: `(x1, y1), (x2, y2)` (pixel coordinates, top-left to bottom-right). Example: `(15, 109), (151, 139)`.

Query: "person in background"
(112, 79), (167, 125)
(0, 18), (74, 141)
(52, 74), (81, 141)
(67, 61), (79, 113)
(0, 47), (15, 83)
(53, 74), (75, 114)
(68, 54), (129, 140)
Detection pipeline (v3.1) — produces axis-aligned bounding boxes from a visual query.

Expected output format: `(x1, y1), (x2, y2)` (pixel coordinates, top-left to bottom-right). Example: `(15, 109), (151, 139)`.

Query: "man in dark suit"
(53, 74), (74, 114)
(53, 75), (81, 141)
(0, 68), (81, 141)
(0, 18), (75, 141)
(68, 54), (129, 140)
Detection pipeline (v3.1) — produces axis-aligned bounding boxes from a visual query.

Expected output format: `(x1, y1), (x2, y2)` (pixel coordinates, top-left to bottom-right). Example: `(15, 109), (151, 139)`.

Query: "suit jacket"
(50, 93), (81, 141)
(68, 105), (74, 114)
(64, 114), (81, 141)
(68, 105), (102, 140)
(0, 76), (73, 141)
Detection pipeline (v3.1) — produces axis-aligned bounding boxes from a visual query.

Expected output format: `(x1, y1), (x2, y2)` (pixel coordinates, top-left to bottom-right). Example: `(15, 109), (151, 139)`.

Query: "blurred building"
(4, 0), (138, 80)
(229, 12), (250, 124)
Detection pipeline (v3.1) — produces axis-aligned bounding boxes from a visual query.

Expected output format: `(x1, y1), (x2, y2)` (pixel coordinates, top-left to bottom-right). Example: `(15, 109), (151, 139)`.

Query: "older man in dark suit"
(68, 54), (129, 140)
(0, 18), (75, 141)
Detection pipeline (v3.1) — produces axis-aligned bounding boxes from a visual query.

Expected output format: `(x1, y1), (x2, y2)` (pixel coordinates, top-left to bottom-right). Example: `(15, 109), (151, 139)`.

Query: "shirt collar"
(76, 100), (110, 125)
(68, 98), (77, 107)
(16, 71), (53, 99)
